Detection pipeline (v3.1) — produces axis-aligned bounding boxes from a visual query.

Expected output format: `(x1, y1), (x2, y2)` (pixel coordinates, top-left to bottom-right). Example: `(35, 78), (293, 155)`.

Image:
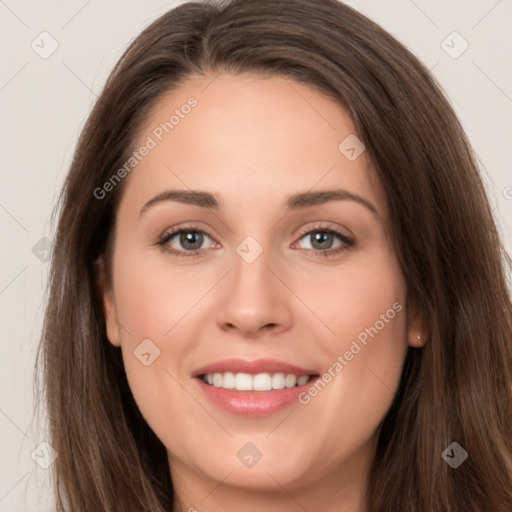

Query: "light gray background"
(1, 1), (511, 510)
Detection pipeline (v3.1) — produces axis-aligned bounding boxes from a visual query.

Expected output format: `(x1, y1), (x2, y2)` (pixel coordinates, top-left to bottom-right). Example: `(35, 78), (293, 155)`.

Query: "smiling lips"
(193, 358), (319, 416)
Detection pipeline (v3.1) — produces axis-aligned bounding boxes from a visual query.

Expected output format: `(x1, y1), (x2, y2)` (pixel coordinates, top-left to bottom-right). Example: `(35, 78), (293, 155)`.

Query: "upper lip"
(192, 358), (319, 377)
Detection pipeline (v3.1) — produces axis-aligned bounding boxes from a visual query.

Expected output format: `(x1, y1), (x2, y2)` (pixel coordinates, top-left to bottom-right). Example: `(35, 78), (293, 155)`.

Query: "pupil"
(312, 231), (332, 249)
(181, 232), (202, 250)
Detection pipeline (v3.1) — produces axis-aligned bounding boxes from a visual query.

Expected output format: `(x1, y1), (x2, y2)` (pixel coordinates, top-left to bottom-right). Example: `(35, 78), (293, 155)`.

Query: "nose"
(216, 246), (292, 338)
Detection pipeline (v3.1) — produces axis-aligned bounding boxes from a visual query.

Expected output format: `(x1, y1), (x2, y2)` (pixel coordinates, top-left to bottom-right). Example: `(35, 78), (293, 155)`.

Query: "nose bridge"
(216, 235), (291, 335)
(233, 238), (273, 292)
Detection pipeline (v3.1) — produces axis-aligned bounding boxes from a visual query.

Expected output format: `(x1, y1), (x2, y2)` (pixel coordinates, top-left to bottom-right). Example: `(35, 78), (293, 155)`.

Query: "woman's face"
(100, 72), (424, 504)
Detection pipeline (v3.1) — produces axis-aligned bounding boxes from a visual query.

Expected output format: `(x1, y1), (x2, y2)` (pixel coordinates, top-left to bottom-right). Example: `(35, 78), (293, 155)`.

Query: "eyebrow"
(139, 188), (379, 217)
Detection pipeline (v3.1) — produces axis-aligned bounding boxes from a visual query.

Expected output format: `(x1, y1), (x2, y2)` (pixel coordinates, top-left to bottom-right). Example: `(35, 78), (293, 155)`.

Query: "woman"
(36, 0), (512, 510)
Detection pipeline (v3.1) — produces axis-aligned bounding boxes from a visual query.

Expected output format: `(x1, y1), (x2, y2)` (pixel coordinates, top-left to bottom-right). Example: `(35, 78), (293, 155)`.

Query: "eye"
(157, 225), (217, 258)
(156, 223), (355, 259)
(293, 225), (355, 257)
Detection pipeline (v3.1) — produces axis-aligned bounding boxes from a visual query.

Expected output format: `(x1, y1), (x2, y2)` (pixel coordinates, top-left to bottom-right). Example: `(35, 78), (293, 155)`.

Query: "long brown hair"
(36, 0), (512, 510)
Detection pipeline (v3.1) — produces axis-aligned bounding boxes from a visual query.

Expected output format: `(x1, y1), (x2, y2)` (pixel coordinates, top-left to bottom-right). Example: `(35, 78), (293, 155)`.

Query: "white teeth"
(202, 372), (312, 391)
(285, 374), (297, 388)
(223, 372), (235, 389)
(297, 375), (310, 386)
(271, 372), (286, 390)
(235, 373), (253, 391)
(253, 373), (272, 391)
(212, 373), (223, 387)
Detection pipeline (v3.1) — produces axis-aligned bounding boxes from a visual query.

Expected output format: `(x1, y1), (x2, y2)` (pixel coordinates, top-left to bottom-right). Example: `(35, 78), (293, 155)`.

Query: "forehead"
(119, 72), (387, 219)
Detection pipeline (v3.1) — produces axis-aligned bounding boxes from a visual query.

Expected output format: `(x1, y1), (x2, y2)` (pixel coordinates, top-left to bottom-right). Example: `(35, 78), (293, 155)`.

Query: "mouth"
(192, 358), (320, 417)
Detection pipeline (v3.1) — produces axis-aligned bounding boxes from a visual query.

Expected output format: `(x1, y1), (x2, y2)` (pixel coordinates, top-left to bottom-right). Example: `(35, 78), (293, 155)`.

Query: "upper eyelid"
(295, 221), (354, 239)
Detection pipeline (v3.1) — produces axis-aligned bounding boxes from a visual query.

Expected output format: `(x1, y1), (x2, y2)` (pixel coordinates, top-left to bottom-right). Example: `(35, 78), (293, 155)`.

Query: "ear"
(94, 256), (121, 347)
(406, 295), (428, 348)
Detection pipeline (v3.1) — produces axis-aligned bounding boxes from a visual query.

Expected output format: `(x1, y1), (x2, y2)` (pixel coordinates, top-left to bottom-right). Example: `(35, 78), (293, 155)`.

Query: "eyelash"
(156, 223), (355, 259)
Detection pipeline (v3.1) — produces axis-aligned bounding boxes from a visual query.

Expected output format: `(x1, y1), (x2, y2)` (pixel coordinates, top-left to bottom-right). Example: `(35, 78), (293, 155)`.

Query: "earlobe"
(94, 257), (121, 347)
(406, 296), (428, 348)
(410, 332), (426, 348)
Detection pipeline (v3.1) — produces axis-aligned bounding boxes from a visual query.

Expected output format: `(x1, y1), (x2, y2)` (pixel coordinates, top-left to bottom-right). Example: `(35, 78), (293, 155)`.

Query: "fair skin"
(99, 72), (426, 512)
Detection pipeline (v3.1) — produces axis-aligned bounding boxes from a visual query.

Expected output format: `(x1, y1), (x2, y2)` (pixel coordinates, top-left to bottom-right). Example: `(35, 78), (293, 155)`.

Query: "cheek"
(110, 251), (209, 451)
(294, 251), (408, 461)
(111, 246), (211, 343)
(109, 246), (222, 435)
(294, 242), (407, 355)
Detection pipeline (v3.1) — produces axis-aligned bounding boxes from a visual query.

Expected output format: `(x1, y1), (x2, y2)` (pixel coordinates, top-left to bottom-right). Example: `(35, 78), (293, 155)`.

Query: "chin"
(194, 437), (316, 489)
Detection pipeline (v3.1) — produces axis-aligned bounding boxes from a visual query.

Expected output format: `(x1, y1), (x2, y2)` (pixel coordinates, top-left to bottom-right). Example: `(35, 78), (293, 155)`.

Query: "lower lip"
(195, 377), (318, 417)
